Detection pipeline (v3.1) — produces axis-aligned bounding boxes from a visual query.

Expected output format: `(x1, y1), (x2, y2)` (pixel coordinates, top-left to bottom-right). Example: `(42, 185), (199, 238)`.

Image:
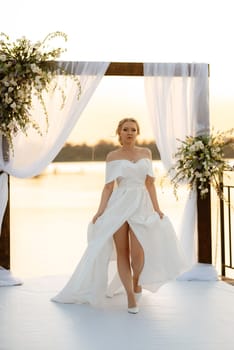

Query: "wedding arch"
(0, 62), (212, 281)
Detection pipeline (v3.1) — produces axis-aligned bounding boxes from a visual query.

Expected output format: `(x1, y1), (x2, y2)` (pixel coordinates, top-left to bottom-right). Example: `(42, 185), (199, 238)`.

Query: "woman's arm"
(92, 181), (114, 223)
(92, 151), (117, 224)
(145, 175), (164, 219)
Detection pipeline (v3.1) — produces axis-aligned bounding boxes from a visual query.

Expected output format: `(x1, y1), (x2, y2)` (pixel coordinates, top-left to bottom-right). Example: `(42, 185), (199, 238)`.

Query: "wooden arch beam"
(58, 61), (209, 77)
(105, 62), (143, 76)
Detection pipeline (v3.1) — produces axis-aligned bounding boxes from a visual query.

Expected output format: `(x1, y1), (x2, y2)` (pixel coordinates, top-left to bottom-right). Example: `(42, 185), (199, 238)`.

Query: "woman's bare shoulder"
(106, 149), (122, 162)
(137, 146), (152, 159)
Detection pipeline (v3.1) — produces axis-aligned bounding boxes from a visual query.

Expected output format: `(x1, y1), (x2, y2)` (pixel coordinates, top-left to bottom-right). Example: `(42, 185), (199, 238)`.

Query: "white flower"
(8, 121), (16, 131)
(195, 171), (202, 178)
(189, 144), (196, 152)
(4, 95), (13, 104)
(195, 140), (205, 150)
(30, 63), (41, 73)
(10, 102), (17, 110)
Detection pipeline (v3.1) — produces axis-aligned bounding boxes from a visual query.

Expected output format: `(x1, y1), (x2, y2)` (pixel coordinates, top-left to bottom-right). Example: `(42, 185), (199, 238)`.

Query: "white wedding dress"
(52, 158), (187, 305)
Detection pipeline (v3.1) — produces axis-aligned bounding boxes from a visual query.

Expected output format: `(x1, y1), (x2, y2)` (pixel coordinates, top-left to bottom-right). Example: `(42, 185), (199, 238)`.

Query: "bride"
(52, 118), (186, 313)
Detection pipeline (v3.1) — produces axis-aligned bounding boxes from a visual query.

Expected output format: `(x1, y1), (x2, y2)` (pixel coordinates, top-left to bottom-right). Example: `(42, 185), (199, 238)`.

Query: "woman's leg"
(129, 229), (144, 293)
(113, 222), (136, 308)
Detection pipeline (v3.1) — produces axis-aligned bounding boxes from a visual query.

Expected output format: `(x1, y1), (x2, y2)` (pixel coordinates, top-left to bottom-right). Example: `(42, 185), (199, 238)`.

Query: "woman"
(52, 118), (186, 313)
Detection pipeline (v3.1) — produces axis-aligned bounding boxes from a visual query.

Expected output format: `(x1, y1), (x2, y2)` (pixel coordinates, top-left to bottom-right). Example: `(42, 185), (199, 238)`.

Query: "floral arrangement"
(0, 31), (81, 157)
(169, 129), (234, 199)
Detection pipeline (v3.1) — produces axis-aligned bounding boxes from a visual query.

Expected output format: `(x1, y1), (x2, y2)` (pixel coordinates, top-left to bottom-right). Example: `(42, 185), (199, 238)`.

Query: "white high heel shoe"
(128, 306), (139, 314)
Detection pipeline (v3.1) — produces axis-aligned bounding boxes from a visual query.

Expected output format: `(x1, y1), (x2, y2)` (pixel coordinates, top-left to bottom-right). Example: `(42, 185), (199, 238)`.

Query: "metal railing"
(220, 172), (234, 276)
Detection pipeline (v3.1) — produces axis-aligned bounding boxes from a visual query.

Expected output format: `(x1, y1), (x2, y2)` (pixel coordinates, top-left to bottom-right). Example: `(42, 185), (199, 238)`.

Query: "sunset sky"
(2, 0), (234, 144)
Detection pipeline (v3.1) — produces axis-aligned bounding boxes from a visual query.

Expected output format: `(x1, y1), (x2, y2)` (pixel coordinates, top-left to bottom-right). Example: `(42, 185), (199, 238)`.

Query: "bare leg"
(113, 222), (136, 308)
(129, 229), (144, 293)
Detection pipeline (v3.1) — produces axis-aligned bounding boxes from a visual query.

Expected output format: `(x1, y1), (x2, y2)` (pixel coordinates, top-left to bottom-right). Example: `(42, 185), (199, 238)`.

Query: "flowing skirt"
(52, 185), (187, 305)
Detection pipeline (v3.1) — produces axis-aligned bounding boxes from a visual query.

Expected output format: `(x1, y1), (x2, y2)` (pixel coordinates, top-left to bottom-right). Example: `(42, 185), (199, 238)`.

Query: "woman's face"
(119, 121), (138, 145)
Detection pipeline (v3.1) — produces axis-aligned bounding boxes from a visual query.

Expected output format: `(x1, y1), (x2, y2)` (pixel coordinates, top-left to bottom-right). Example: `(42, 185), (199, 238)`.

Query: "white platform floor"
(0, 276), (234, 350)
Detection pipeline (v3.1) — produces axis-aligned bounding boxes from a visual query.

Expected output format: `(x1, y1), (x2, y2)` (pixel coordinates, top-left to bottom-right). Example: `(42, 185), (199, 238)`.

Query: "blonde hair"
(116, 118), (140, 145)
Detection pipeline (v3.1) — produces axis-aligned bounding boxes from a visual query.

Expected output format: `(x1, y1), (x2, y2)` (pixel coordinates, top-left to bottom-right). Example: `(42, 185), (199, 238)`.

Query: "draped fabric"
(0, 62), (110, 285)
(0, 62), (110, 178)
(144, 63), (217, 279)
(144, 63), (209, 170)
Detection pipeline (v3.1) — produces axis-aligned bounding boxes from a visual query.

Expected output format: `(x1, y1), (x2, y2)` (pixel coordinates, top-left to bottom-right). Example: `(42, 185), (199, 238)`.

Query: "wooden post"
(197, 185), (212, 263)
(219, 177), (225, 276)
(0, 175), (10, 269)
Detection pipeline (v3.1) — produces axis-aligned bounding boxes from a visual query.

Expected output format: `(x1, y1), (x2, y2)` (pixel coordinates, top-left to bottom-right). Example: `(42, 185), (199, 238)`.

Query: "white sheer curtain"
(0, 61), (110, 285)
(0, 61), (110, 177)
(144, 63), (218, 280)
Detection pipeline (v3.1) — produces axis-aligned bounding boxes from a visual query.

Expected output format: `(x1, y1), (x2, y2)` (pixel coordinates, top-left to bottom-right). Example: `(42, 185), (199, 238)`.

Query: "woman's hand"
(156, 210), (164, 219)
(91, 181), (114, 224)
(92, 212), (102, 224)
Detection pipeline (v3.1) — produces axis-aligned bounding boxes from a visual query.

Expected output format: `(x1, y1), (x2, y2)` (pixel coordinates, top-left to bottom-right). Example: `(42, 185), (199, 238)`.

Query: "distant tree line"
(53, 140), (161, 162)
(53, 139), (234, 162)
(223, 144), (234, 159)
